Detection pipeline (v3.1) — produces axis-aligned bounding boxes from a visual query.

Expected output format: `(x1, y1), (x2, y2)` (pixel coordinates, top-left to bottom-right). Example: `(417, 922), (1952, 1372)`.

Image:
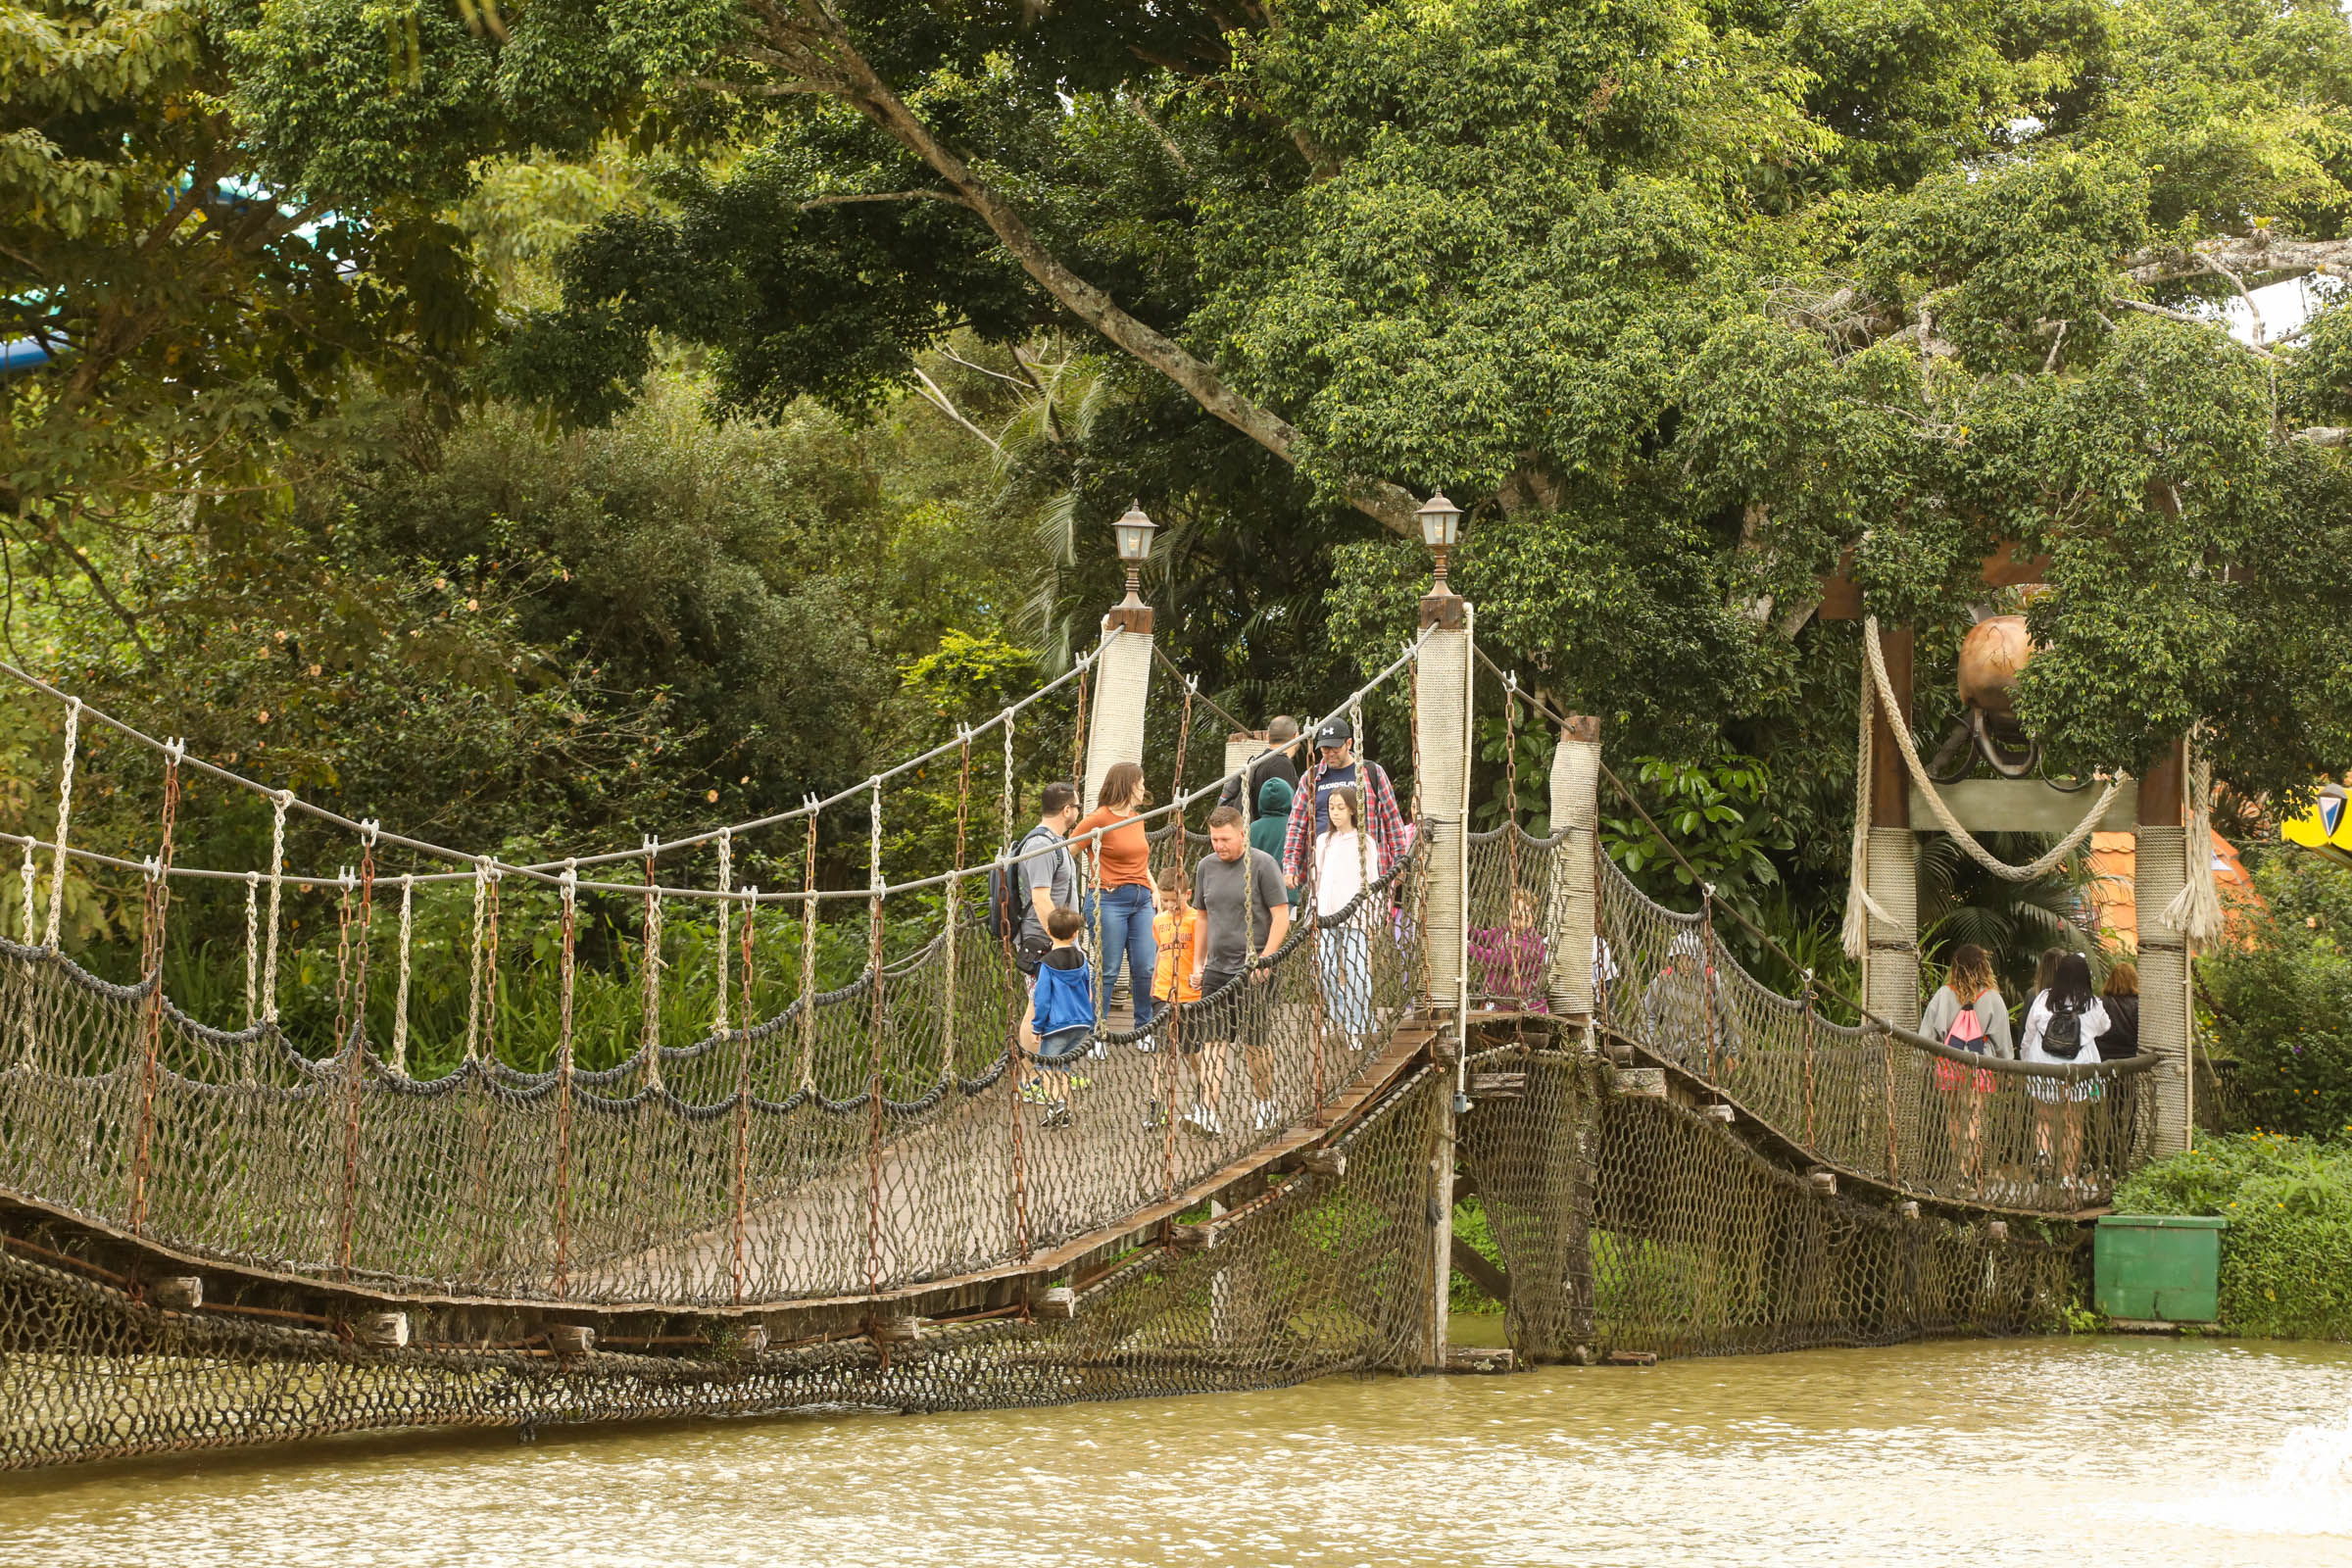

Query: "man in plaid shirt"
(1281, 717), (1408, 889)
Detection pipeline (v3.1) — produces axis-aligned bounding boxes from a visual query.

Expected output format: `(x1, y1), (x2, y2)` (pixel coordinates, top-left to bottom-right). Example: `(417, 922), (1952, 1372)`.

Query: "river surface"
(4, 1335), (2350, 1567)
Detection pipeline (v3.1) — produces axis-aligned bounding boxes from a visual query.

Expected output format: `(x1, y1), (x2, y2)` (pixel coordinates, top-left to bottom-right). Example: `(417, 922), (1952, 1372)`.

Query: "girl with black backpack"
(2019, 953), (2112, 1201)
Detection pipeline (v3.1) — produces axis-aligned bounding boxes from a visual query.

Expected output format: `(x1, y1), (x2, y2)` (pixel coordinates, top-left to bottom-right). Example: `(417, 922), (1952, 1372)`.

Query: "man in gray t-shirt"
(1010, 782), (1080, 967)
(1183, 806), (1292, 1137)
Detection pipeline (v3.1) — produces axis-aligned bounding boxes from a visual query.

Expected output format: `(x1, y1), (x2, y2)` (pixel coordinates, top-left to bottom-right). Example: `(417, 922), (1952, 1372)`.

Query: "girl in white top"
(2017, 952), (2111, 1198)
(1312, 788), (1376, 1042)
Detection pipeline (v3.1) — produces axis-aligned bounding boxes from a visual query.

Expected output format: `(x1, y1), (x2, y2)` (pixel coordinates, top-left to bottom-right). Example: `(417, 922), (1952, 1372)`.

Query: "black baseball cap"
(1315, 717), (1352, 748)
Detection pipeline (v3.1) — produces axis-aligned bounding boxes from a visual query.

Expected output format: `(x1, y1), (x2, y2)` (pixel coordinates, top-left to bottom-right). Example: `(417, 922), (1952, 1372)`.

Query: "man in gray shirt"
(1184, 805), (1291, 1136)
(1009, 781), (1080, 973)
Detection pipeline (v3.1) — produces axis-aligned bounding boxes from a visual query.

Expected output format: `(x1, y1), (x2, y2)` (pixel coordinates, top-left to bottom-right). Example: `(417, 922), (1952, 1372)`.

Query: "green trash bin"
(2094, 1214), (2227, 1325)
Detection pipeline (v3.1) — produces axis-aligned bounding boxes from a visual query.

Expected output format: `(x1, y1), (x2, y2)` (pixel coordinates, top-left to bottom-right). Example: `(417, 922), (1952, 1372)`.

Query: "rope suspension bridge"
(0, 556), (2166, 1470)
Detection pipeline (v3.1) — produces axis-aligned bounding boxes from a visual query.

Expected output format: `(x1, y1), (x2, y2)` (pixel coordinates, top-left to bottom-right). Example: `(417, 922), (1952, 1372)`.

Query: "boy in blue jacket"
(1027, 905), (1095, 1130)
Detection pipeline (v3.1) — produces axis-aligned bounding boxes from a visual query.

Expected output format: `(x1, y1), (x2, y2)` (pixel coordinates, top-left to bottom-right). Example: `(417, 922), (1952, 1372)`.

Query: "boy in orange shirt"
(1149, 866), (1201, 1126)
(1152, 866), (1201, 1011)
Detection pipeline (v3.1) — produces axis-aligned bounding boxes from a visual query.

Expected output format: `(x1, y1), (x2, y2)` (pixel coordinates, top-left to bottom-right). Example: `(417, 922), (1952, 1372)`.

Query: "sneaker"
(1253, 1099), (1280, 1131)
(1063, 1074), (1094, 1092)
(1043, 1102), (1073, 1131)
(1019, 1081), (1051, 1105)
(1183, 1104), (1222, 1138)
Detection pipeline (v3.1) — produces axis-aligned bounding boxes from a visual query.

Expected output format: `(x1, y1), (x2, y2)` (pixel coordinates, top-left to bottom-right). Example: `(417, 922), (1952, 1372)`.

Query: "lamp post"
(1417, 490), (1464, 629)
(1107, 503), (1156, 633)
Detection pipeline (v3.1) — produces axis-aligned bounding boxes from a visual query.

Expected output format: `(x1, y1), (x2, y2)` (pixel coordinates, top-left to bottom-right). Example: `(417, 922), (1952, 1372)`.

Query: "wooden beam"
(1449, 1236), (1510, 1304)
(1907, 780), (2137, 834)
(1869, 626), (1913, 826)
(1816, 543), (2054, 620)
(2140, 739), (2184, 828)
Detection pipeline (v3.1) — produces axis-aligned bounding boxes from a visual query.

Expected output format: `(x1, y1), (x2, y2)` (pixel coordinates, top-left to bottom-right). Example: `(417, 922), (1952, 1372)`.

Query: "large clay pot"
(1958, 614), (2033, 715)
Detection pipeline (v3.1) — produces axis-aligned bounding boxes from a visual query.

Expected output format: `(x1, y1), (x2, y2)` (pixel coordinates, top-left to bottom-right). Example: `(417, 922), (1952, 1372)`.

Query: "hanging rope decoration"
(481, 866), (503, 1060)
(1069, 652), (1092, 789)
(1162, 676), (1197, 1195)
(41, 696), (80, 950)
(391, 874), (415, 1076)
(1402, 639), (1424, 820)
(126, 740), (181, 1233)
(2159, 726), (2227, 946)
(796, 801), (821, 1091)
(1501, 671), (1522, 916)
(641, 834), (664, 1086)
(242, 871), (261, 1027)
(263, 790), (290, 1023)
(464, 858), (491, 1059)
(554, 858), (578, 1298)
(713, 828), (733, 1036)
(1838, 650), (1893, 962)
(1844, 614), (2128, 959)
(730, 879), (758, 1304)
(17, 840), (35, 946)
(352, 822), (379, 1054)
(1002, 711), (1015, 848)
(941, 729), (972, 1080)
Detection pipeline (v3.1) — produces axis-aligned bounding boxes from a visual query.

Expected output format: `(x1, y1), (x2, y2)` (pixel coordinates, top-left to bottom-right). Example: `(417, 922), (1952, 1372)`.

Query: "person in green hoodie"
(1250, 776), (1304, 911)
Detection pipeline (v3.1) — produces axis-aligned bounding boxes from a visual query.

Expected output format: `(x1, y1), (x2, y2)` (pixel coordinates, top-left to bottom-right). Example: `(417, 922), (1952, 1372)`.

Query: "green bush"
(1450, 1198), (1503, 1314)
(2114, 1133), (2352, 1340)
(2198, 856), (2352, 1140)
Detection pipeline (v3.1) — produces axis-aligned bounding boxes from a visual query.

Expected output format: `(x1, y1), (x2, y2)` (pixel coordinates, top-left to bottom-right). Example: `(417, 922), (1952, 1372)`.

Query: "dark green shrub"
(2198, 856), (2352, 1140)
(2115, 1133), (2352, 1339)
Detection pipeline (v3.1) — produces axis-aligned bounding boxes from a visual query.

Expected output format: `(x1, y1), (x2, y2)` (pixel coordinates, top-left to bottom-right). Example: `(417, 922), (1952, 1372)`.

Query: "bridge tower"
(2135, 739), (2193, 1156)
(1411, 493), (1473, 1369)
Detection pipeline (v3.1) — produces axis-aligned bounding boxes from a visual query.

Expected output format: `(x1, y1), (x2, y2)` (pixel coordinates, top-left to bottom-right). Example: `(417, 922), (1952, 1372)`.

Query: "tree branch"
(2110, 296), (2283, 360)
(2120, 234), (2352, 288)
(782, 0), (1418, 535)
(1128, 96), (1194, 174)
(16, 514), (154, 656)
(2200, 253), (2265, 344)
(797, 189), (973, 211)
(908, 365), (1004, 456)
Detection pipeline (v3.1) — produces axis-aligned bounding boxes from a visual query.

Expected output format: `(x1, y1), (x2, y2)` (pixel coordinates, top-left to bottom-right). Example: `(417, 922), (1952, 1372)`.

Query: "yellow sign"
(2281, 786), (2352, 867)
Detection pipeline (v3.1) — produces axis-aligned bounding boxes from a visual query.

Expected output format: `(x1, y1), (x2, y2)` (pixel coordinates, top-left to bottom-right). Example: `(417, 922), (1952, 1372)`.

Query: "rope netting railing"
(1592, 858), (2154, 1211)
(1455, 1042), (2078, 1364)
(1446, 657), (2157, 1214)
(0, 1066), (1450, 1470)
(0, 631), (1441, 1309)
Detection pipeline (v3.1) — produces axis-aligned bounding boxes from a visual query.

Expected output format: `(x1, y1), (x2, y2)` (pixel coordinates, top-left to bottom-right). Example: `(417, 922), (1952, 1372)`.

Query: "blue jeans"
(1317, 924), (1373, 1037)
(1084, 883), (1158, 1026)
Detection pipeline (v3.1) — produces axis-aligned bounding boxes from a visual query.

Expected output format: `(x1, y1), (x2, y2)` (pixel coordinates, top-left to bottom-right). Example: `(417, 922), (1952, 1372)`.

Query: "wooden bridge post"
(1415, 581), (1474, 1369)
(1864, 624), (1922, 1030)
(1547, 715), (1601, 1021)
(2134, 737), (2192, 1154)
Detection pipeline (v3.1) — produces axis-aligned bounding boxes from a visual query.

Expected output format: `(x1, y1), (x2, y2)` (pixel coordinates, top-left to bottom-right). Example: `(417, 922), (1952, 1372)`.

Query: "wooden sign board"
(1908, 780), (2137, 835)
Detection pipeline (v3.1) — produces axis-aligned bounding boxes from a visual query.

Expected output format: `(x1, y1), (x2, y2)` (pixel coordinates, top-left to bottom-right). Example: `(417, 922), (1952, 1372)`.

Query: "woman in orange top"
(1074, 760), (1157, 1024)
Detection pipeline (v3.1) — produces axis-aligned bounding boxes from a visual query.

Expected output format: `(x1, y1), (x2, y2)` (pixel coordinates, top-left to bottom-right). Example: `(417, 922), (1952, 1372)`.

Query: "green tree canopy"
(64, 0), (2352, 805)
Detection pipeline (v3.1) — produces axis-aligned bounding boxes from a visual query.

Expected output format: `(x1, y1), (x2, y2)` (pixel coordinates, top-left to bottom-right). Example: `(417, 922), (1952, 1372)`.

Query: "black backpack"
(986, 828), (1056, 965)
(2042, 998), (2085, 1060)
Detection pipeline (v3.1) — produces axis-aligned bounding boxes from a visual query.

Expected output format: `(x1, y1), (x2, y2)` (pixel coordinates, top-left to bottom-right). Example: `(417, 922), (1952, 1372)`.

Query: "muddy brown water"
(3, 1333), (2349, 1567)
